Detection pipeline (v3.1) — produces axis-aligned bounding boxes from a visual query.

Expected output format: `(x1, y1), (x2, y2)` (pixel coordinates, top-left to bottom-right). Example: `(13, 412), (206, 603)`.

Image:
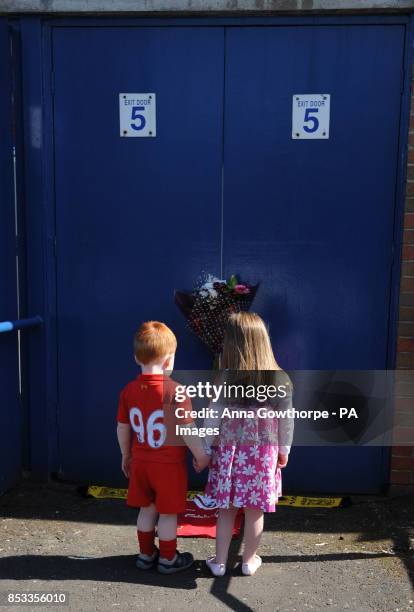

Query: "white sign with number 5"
(292, 94), (330, 139)
(119, 93), (156, 137)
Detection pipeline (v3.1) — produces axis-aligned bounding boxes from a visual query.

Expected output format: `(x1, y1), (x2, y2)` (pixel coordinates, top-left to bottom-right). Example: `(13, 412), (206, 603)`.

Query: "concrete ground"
(0, 481), (413, 612)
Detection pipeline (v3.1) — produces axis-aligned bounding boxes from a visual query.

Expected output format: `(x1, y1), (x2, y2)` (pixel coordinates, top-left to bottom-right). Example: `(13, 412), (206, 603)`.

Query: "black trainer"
(136, 547), (159, 570)
(157, 551), (194, 574)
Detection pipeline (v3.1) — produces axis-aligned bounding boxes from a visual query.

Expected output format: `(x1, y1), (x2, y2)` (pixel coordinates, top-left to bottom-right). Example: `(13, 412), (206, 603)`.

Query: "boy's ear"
(134, 355), (140, 366)
(163, 353), (173, 369)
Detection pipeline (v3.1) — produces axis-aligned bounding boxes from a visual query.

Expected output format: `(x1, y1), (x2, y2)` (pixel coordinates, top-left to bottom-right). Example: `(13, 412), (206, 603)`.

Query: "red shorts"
(127, 460), (188, 514)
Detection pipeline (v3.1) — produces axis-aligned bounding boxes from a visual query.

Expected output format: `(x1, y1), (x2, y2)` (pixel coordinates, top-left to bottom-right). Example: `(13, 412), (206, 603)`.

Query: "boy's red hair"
(134, 321), (177, 365)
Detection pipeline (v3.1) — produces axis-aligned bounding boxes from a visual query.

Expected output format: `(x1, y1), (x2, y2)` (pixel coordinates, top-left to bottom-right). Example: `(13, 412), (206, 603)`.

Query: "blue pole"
(0, 316), (43, 333)
(0, 321), (13, 333)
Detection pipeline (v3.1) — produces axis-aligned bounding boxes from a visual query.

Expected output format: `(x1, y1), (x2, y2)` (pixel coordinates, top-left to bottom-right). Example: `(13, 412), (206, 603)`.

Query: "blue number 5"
(303, 108), (319, 133)
(131, 106), (146, 131)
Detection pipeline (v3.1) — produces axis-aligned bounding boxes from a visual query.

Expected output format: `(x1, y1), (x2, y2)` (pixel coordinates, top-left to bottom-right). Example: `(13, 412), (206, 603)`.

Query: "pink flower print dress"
(204, 404), (287, 513)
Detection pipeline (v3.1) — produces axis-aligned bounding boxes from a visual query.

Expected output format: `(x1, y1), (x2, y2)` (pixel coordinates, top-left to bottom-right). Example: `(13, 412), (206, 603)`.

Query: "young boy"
(117, 320), (209, 574)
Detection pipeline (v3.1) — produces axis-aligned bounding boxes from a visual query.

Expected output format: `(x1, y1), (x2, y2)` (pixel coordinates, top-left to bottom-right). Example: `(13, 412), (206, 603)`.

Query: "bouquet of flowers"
(175, 273), (259, 355)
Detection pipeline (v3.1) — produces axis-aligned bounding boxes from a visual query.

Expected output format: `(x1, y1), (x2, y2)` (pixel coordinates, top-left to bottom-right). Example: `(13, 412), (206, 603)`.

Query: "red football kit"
(117, 373), (193, 513)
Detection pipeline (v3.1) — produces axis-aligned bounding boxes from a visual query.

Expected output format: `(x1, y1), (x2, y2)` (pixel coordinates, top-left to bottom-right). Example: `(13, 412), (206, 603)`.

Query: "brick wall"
(391, 62), (414, 491)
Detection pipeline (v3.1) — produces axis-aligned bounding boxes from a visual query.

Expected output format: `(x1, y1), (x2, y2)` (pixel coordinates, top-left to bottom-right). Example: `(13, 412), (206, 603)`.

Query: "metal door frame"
(0, 19), (20, 493)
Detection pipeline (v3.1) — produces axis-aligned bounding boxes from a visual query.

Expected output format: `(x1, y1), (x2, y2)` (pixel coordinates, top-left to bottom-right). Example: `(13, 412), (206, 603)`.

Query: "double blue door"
(52, 23), (405, 492)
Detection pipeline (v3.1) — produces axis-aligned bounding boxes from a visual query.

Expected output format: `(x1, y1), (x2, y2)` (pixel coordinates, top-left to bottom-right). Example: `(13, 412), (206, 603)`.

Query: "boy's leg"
(157, 514), (194, 573)
(157, 514), (178, 561)
(151, 462), (193, 573)
(137, 503), (158, 558)
(215, 507), (238, 565)
(242, 508), (264, 564)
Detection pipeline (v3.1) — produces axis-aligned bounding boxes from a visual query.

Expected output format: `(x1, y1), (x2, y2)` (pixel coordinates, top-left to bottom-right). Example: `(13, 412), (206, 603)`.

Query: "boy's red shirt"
(117, 373), (193, 463)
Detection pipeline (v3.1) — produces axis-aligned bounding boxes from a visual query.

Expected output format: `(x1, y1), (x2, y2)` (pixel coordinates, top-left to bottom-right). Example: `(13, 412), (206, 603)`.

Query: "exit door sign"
(119, 93), (156, 137)
(292, 94), (330, 139)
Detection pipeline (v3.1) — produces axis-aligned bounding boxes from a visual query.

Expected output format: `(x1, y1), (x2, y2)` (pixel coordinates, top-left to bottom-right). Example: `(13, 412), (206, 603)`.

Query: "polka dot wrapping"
(175, 275), (259, 355)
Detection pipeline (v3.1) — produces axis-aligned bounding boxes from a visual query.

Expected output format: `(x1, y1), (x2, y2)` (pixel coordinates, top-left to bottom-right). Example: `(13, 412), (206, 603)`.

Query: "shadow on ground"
(0, 480), (413, 611)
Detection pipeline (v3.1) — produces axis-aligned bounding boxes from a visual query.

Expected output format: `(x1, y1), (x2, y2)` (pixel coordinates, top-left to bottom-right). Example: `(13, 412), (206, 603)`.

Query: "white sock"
(139, 549), (157, 561)
(159, 553), (177, 565)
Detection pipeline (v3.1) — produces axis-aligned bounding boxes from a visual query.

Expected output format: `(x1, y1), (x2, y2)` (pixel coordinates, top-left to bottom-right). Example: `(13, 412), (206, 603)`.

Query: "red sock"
(137, 529), (156, 556)
(159, 538), (177, 561)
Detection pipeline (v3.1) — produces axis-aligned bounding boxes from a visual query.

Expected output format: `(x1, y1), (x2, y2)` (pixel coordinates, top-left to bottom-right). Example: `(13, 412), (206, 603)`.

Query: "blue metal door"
(0, 20), (22, 494)
(52, 27), (224, 482)
(52, 23), (405, 492)
(223, 25), (405, 492)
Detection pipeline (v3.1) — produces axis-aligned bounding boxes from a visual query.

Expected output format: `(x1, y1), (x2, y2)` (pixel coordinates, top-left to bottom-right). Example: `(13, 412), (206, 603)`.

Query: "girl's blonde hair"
(221, 312), (280, 371)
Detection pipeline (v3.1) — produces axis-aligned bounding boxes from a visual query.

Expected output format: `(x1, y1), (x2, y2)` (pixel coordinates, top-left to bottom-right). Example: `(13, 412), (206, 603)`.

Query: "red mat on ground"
(177, 491), (243, 538)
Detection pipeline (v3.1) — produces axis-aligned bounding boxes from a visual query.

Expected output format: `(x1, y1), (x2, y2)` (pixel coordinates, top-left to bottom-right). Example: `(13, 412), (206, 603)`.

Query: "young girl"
(202, 312), (294, 577)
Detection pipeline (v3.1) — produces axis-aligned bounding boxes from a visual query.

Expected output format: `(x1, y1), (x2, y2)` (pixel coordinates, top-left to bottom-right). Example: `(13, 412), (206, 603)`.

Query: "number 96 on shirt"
(292, 94), (330, 139)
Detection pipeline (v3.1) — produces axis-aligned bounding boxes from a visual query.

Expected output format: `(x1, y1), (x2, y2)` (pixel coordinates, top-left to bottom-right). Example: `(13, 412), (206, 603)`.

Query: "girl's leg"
(242, 508), (264, 564)
(215, 507), (238, 565)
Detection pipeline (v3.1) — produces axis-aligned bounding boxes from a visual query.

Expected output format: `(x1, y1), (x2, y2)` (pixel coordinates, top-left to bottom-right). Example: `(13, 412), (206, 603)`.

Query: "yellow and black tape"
(85, 486), (344, 508)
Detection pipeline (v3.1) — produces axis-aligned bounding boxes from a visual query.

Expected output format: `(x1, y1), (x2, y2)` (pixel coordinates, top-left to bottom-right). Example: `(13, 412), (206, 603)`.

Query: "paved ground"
(0, 481), (413, 612)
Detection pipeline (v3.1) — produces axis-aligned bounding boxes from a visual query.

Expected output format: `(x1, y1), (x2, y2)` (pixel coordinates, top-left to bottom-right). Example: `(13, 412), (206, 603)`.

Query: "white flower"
(266, 492), (276, 505)
(233, 495), (244, 507)
(260, 454), (272, 468)
(236, 425), (246, 441)
(219, 463), (230, 478)
(253, 474), (264, 489)
(267, 431), (278, 444)
(207, 469), (217, 482)
(243, 479), (254, 494)
(217, 480), (225, 494)
(201, 274), (224, 288)
(242, 464), (256, 477)
(222, 479), (231, 493)
(249, 446), (260, 459)
(235, 450), (248, 466)
(221, 428), (234, 442)
(235, 478), (244, 491)
(221, 495), (230, 507)
(261, 480), (270, 493)
(222, 449), (233, 463)
(249, 490), (261, 505)
(199, 280), (220, 299)
(200, 280), (214, 290)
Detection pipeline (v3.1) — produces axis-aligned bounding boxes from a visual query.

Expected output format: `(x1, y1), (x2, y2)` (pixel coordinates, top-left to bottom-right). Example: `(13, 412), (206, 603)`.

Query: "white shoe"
(241, 555), (262, 576)
(206, 556), (226, 577)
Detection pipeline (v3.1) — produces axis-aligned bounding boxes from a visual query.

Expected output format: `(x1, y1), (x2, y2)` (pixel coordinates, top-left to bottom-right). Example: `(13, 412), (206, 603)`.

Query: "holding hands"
(193, 453), (211, 473)
(277, 452), (288, 469)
